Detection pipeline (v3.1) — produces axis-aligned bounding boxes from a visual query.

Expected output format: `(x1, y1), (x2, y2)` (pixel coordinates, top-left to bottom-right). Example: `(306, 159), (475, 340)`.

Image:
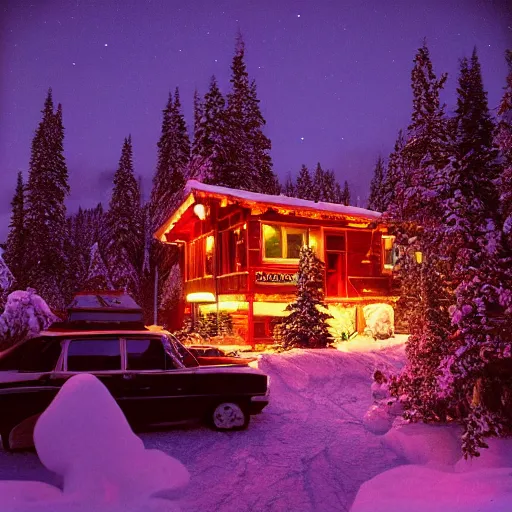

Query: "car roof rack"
(65, 291), (144, 324)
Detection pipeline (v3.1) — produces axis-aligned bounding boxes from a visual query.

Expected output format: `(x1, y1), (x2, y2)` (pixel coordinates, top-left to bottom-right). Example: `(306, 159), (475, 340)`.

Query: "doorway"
(325, 233), (346, 297)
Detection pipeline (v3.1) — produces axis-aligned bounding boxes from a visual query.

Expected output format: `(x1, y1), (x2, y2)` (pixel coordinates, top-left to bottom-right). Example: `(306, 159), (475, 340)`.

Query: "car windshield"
(164, 334), (200, 368)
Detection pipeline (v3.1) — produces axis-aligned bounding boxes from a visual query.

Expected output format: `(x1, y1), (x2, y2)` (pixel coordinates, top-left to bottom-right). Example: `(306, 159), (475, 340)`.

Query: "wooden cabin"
(154, 180), (397, 345)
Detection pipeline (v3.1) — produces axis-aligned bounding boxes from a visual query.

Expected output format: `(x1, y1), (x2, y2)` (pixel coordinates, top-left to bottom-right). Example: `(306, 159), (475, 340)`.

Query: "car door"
(0, 336), (63, 436)
(49, 336), (127, 411)
(121, 336), (200, 426)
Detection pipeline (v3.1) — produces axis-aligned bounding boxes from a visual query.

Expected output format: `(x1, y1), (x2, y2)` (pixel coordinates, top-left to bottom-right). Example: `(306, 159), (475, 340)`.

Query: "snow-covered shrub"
(0, 254), (15, 310)
(317, 304), (356, 341)
(363, 303), (394, 339)
(0, 289), (59, 351)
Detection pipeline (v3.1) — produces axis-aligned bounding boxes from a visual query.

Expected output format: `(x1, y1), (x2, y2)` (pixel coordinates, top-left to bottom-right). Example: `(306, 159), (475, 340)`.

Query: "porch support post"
(248, 294), (254, 348)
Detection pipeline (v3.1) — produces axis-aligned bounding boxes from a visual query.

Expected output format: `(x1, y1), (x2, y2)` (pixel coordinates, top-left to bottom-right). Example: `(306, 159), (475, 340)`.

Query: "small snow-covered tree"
(158, 262), (183, 329)
(295, 164), (313, 200)
(82, 243), (113, 292)
(277, 246), (331, 349)
(341, 180), (351, 206)
(0, 288), (59, 351)
(283, 172), (295, 197)
(367, 156), (386, 212)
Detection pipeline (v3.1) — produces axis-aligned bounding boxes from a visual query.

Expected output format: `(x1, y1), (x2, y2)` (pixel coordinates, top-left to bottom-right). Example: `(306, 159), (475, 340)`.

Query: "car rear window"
(67, 338), (121, 371)
(126, 338), (166, 370)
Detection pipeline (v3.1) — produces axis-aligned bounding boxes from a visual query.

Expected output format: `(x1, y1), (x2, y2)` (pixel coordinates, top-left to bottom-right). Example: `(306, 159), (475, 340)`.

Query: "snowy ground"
(3, 334), (510, 511)
(0, 338), (407, 512)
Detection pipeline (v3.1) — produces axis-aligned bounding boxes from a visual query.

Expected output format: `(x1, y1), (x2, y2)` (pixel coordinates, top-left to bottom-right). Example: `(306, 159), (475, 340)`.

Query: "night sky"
(1, 0), (511, 240)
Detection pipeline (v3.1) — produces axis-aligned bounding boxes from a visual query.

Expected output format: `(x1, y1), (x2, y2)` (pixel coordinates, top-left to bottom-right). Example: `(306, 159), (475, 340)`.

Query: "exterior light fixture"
(193, 203), (206, 220)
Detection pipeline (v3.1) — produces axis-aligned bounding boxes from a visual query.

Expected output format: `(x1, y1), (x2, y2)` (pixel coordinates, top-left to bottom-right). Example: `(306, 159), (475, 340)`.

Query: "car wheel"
(210, 402), (249, 431)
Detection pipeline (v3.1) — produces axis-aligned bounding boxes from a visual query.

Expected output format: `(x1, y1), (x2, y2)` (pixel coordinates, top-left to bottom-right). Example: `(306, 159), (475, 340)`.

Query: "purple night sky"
(0, 0), (510, 240)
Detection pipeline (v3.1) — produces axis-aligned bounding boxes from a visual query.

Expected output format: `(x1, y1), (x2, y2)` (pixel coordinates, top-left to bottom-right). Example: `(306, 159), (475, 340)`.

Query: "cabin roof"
(155, 179), (382, 242)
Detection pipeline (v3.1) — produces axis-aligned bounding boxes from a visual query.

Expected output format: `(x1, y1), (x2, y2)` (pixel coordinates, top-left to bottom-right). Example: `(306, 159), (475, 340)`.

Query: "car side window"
(67, 338), (121, 372)
(19, 338), (63, 372)
(125, 338), (166, 371)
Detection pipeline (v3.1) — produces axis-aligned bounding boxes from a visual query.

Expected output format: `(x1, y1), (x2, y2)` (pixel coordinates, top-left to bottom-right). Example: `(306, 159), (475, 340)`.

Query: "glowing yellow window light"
(206, 235), (214, 252)
(186, 292), (216, 303)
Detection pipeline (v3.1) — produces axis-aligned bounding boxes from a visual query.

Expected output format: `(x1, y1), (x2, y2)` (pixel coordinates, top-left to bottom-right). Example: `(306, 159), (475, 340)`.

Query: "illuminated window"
(262, 224), (307, 261)
(205, 235), (215, 276)
(382, 235), (397, 270)
(219, 225), (247, 275)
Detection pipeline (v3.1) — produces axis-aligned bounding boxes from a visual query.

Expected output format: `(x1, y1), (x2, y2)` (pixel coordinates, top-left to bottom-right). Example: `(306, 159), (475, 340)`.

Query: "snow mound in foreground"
(350, 464), (512, 512)
(352, 421), (512, 512)
(1, 374), (189, 512)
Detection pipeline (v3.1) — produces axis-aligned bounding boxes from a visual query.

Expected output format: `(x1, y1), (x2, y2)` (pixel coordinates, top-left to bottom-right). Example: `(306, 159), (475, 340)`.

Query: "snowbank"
(351, 464), (512, 512)
(1, 374), (189, 512)
(351, 422), (512, 512)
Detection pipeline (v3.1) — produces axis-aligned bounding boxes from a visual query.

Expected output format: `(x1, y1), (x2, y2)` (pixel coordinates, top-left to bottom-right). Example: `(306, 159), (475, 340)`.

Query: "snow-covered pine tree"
(367, 156), (386, 212)
(323, 170), (337, 203)
(278, 246), (331, 349)
(0, 254), (14, 309)
(24, 90), (70, 310)
(247, 79), (280, 194)
(150, 88), (190, 234)
(341, 180), (351, 206)
(381, 130), (406, 213)
(387, 43), (454, 428)
(191, 76), (226, 184)
(104, 136), (142, 297)
(221, 34), (279, 194)
(148, 88), (190, 325)
(430, 49), (512, 457)
(82, 242), (113, 292)
(295, 165), (313, 200)
(451, 48), (498, 214)
(3, 171), (27, 290)
(496, 50), (512, 245)
(283, 172), (296, 197)
(221, 34), (253, 191)
(312, 163), (325, 202)
(334, 182), (343, 204)
(386, 43), (450, 329)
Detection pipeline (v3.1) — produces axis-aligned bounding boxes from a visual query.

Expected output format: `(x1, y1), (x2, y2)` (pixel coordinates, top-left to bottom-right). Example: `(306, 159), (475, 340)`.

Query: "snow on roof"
(185, 180), (381, 219)
(155, 180), (382, 241)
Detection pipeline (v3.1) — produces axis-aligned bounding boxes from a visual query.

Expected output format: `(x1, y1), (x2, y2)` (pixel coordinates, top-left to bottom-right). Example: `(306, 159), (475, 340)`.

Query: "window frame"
(219, 223), (247, 275)
(63, 336), (123, 373)
(124, 337), (168, 372)
(381, 235), (397, 273)
(261, 223), (308, 263)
